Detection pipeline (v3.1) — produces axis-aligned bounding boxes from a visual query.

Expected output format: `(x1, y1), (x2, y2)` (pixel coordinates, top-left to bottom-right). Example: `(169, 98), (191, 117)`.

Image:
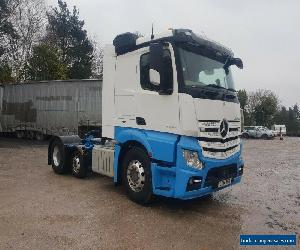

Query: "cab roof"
(113, 28), (233, 58)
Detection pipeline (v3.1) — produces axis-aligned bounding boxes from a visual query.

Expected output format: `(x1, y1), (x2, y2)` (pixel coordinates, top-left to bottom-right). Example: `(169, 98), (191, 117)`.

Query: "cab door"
(114, 51), (139, 129)
(135, 44), (180, 134)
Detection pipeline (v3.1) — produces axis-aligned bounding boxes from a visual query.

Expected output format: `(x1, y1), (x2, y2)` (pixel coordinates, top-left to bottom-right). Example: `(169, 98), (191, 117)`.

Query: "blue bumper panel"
(113, 144), (122, 183)
(114, 127), (243, 199)
(177, 176), (241, 200)
(152, 136), (243, 199)
(151, 162), (242, 199)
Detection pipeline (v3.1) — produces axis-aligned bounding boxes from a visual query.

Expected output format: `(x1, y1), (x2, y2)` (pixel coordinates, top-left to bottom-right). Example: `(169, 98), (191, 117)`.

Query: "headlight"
(182, 150), (204, 170)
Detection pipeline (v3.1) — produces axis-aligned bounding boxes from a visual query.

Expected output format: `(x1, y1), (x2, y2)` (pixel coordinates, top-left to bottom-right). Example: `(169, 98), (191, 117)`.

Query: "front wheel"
(122, 147), (153, 204)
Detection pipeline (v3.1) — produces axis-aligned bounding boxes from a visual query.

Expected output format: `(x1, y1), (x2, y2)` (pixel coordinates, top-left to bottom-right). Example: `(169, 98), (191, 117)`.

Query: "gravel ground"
(0, 137), (299, 249)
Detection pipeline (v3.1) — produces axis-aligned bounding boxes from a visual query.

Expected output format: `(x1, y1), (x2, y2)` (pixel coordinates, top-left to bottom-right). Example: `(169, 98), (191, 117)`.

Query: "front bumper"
(151, 136), (244, 199)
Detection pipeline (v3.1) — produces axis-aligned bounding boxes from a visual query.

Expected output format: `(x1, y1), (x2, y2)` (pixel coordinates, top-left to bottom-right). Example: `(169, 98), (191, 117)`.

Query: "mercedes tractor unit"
(48, 29), (244, 204)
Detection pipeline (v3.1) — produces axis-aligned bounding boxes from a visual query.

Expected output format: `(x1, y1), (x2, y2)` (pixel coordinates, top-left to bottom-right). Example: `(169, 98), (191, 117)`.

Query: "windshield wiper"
(206, 84), (227, 90)
(187, 85), (219, 97)
(207, 84), (236, 93)
(225, 93), (236, 99)
(227, 88), (237, 92)
(207, 84), (237, 101)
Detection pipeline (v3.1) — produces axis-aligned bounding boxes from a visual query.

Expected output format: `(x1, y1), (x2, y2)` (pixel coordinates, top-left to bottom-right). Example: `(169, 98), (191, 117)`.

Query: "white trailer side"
(0, 85), (3, 132)
(0, 79), (102, 138)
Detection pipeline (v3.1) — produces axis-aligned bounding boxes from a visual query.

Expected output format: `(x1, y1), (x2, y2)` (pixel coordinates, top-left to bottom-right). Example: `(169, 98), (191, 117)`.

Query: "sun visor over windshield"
(173, 29), (234, 59)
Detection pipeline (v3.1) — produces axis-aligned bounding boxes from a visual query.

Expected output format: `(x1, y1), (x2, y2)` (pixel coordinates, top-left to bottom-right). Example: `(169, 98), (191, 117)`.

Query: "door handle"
(136, 117), (146, 125)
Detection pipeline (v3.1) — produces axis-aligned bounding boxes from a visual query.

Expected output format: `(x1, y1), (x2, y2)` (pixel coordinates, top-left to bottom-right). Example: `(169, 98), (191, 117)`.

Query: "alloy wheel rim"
(127, 160), (145, 192)
(52, 146), (61, 166)
(72, 155), (81, 173)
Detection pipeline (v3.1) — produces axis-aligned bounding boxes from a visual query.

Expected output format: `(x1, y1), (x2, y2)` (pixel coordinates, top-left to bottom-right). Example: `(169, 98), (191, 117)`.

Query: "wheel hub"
(127, 160), (145, 192)
(72, 156), (81, 173)
(52, 146), (61, 166)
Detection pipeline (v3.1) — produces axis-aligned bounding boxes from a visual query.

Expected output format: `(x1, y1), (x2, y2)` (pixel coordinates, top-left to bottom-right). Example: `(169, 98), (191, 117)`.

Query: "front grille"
(203, 145), (239, 153)
(198, 136), (239, 143)
(204, 128), (219, 132)
(204, 164), (237, 188)
(198, 119), (241, 159)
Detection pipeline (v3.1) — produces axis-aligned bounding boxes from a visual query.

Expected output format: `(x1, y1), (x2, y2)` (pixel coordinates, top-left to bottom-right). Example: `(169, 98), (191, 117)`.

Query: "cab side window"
(140, 49), (173, 92)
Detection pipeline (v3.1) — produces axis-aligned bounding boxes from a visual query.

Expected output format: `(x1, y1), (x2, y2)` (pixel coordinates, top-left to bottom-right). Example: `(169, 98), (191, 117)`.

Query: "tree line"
(238, 89), (300, 135)
(0, 0), (103, 83)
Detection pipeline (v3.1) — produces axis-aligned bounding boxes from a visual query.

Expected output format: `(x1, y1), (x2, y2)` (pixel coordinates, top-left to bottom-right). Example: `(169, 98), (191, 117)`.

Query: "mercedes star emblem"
(220, 119), (229, 138)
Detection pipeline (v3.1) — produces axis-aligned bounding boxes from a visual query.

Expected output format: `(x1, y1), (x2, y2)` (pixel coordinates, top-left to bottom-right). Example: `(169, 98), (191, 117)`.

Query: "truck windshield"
(178, 48), (235, 91)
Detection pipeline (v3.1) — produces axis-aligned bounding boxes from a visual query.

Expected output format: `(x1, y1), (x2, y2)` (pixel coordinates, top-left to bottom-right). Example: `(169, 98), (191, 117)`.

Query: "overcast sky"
(47, 0), (300, 107)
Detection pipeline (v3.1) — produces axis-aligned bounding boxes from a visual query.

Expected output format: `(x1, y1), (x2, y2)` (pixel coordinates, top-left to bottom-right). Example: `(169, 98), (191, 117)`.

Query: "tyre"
(25, 131), (34, 140)
(122, 147), (153, 204)
(201, 194), (213, 200)
(50, 139), (69, 174)
(35, 132), (45, 141)
(16, 131), (25, 139)
(242, 133), (249, 139)
(261, 134), (268, 140)
(71, 150), (87, 178)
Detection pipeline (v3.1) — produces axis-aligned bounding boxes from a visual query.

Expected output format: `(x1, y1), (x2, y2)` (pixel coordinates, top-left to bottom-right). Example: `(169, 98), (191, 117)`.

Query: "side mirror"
(149, 69), (160, 86)
(149, 42), (164, 84)
(224, 57), (244, 72)
(234, 58), (243, 69)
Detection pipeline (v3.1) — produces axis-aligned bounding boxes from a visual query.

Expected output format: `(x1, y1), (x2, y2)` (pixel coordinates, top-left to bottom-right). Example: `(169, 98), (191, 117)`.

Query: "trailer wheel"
(16, 131), (25, 139)
(50, 139), (68, 174)
(35, 132), (45, 141)
(71, 150), (87, 178)
(122, 147), (153, 204)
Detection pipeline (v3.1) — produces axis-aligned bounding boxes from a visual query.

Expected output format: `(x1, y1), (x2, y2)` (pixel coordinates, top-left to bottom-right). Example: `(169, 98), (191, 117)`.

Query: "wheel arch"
(113, 127), (179, 184)
(115, 140), (151, 185)
(114, 128), (153, 185)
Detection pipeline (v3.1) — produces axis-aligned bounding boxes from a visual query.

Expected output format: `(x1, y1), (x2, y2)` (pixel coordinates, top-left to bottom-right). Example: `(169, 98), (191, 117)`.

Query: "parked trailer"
(271, 124), (287, 136)
(0, 80), (102, 139)
(0, 86), (3, 132)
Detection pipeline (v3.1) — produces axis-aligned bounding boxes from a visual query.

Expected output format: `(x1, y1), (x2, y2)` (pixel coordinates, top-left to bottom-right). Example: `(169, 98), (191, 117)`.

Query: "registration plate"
(217, 178), (232, 188)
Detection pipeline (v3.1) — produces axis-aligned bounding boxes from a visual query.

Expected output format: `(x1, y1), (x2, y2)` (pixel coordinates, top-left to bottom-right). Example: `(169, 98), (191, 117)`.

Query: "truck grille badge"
(220, 119), (229, 138)
(198, 119), (241, 159)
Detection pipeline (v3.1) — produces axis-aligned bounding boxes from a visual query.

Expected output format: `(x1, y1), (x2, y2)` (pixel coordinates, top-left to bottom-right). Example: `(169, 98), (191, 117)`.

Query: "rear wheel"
(50, 139), (69, 174)
(71, 150), (87, 178)
(122, 147), (153, 204)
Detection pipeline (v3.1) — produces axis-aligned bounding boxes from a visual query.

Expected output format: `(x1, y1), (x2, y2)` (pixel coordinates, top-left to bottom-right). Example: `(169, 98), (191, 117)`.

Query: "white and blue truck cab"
(48, 29), (244, 204)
